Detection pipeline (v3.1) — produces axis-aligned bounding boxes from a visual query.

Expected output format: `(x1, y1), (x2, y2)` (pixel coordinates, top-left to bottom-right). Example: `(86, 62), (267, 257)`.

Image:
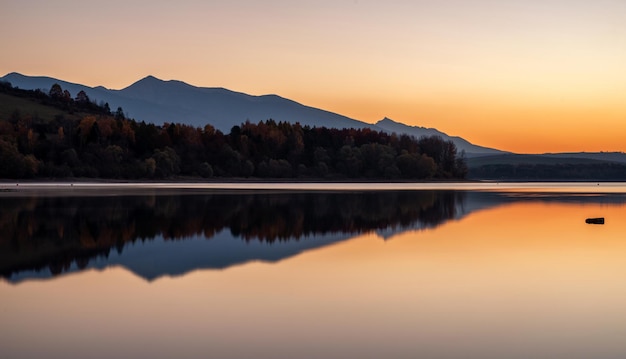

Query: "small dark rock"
(586, 217), (605, 225)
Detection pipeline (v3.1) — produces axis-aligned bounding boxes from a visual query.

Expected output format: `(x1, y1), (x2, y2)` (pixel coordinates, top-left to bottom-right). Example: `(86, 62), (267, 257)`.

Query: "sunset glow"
(3, 199), (626, 358)
(2, 0), (625, 153)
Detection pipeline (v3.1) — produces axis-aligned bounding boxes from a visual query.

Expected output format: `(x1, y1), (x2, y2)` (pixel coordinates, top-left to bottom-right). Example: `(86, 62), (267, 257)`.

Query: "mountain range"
(1, 72), (502, 156)
(3, 72), (625, 164)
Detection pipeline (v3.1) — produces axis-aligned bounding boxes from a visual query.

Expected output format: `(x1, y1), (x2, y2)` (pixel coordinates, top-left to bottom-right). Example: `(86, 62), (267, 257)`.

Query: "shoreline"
(1, 181), (626, 194)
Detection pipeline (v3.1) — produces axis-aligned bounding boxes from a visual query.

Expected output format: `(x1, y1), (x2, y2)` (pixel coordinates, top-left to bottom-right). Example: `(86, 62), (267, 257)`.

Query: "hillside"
(116, 75), (382, 132)
(467, 154), (610, 167)
(0, 82), (468, 180)
(375, 117), (504, 156)
(467, 154), (626, 180)
(4, 72), (624, 180)
(1, 72), (379, 132)
(0, 92), (78, 122)
(542, 152), (626, 164)
(1, 72), (496, 156)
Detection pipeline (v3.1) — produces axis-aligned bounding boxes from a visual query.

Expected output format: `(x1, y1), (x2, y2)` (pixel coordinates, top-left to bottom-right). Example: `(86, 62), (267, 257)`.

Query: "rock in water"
(585, 217), (605, 224)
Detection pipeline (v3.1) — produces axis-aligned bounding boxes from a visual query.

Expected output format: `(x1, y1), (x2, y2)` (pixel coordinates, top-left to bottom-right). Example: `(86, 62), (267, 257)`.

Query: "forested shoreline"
(0, 81), (467, 180)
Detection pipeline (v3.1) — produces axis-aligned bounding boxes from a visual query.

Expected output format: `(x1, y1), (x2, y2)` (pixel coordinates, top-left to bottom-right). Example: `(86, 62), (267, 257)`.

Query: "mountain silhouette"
(375, 117), (505, 155)
(1, 72), (500, 156)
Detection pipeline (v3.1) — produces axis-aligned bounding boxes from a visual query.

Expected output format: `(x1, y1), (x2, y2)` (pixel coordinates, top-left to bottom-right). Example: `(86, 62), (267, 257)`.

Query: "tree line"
(469, 163), (626, 180)
(0, 81), (467, 179)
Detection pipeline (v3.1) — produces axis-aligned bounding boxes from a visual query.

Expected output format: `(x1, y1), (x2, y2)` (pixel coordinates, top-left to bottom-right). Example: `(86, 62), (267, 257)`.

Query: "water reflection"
(3, 188), (626, 359)
(1, 190), (465, 281)
(3, 189), (626, 283)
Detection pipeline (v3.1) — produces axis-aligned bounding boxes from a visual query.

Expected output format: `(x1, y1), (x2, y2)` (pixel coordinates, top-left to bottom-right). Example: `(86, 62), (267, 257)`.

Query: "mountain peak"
(377, 117), (398, 125)
(124, 75), (202, 93)
(143, 75), (160, 81)
(122, 75), (177, 94)
(134, 75), (164, 85)
(2, 71), (23, 78)
(377, 117), (428, 130)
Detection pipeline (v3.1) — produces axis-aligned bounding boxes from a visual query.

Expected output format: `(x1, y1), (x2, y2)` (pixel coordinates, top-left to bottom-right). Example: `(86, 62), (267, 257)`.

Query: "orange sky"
(1, 0), (625, 153)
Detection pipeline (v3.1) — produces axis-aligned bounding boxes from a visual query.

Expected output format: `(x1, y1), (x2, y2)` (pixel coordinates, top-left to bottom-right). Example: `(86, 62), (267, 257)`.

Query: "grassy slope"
(0, 93), (81, 122)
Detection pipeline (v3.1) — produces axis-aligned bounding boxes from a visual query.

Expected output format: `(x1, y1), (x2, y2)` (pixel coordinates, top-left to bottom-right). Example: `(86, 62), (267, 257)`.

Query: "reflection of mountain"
(4, 190), (624, 283)
(0, 190), (465, 282)
(9, 231), (356, 282)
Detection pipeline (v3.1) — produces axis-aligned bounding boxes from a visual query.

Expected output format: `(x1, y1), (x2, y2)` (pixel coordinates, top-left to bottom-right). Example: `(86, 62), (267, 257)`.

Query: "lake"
(1, 183), (626, 359)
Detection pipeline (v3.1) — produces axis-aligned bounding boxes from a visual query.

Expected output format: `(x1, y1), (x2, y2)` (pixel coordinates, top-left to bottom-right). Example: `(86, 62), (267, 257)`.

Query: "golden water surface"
(1, 191), (626, 359)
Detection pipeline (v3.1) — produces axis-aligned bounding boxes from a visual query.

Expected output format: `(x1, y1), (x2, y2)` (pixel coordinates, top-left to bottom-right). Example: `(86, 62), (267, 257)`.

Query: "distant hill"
(6, 72), (620, 162)
(467, 154), (626, 180)
(1, 72), (499, 156)
(118, 75), (385, 132)
(467, 153), (626, 167)
(542, 152), (626, 164)
(375, 117), (504, 156)
(1, 72), (379, 132)
(467, 154), (608, 167)
(0, 82), (471, 180)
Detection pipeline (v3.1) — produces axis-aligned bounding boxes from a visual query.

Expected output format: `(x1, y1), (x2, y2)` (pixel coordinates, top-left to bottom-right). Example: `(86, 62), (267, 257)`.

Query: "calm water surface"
(1, 183), (626, 359)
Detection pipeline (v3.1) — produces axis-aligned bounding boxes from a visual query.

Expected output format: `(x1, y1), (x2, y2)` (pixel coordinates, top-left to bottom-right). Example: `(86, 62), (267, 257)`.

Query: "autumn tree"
(75, 90), (90, 103)
(49, 83), (63, 98)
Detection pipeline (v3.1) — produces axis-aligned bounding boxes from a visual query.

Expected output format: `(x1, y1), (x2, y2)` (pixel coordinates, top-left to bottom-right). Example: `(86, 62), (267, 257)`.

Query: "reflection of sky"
(2, 200), (626, 359)
(4, 189), (626, 283)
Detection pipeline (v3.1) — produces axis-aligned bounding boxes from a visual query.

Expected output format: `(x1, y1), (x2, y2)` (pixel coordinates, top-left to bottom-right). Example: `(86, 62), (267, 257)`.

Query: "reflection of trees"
(226, 191), (461, 241)
(0, 191), (464, 278)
